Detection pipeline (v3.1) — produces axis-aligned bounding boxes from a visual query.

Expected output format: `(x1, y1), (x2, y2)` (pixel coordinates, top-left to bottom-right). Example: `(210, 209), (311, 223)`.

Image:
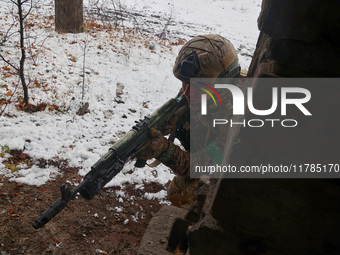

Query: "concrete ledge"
(138, 205), (188, 255)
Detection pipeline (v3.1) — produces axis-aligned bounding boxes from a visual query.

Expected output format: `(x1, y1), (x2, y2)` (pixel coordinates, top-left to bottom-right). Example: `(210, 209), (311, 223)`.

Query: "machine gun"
(32, 95), (187, 229)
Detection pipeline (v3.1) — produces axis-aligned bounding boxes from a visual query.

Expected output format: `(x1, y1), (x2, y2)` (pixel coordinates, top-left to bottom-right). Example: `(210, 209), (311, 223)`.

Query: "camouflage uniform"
(155, 87), (236, 207)
(141, 34), (241, 207)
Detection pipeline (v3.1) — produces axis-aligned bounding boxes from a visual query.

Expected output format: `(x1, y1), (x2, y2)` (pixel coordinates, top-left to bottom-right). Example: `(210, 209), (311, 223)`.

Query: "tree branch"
(0, 53), (19, 71)
(0, 20), (18, 45)
(10, 0), (18, 6)
(0, 78), (20, 118)
(23, 2), (33, 20)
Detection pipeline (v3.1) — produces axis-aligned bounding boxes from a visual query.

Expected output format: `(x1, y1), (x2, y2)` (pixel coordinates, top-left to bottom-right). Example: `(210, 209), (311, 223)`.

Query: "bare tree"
(17, 0), (31, 105)
(0, 0), (34, 107)
(55, 0), (83, 33)
(79, 34), (92, 101)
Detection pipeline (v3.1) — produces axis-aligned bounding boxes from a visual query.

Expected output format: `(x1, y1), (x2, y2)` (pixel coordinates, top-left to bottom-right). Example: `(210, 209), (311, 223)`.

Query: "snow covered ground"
(0, 0), (261, 192)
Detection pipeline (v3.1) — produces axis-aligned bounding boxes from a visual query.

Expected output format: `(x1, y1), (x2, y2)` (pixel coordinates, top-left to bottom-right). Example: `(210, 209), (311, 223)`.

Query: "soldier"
(137, 34), (241, 207)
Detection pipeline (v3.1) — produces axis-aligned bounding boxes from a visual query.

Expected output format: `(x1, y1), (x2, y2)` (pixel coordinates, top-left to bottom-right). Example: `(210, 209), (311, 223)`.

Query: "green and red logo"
(197, 82), (223, 107)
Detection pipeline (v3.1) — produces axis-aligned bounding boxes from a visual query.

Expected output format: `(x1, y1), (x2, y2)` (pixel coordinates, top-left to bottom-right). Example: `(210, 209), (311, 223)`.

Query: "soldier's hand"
(136, 128), (168, 160)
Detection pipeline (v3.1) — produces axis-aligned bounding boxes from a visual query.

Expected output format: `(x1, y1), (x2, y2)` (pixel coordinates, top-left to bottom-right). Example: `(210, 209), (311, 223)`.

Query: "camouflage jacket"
(156, 84), (237, 178)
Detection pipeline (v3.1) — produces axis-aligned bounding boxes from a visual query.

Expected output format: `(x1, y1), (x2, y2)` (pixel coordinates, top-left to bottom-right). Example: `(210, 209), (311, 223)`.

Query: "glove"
(159, 114), (178, 135)
(136, 128), (169, 160)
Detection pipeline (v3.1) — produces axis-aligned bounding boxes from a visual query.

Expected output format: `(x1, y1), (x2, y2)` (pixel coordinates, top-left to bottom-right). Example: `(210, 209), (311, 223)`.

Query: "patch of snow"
(144, 190), (167, 200)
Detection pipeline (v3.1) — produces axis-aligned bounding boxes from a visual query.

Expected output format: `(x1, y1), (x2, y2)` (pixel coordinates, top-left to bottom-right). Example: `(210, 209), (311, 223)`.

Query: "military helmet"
(173, 34), (240, 83)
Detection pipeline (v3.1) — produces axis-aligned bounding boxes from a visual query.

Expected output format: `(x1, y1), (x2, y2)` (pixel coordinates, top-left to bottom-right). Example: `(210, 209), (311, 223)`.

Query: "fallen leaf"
(6, 164), (16, 172)
(52, 238), (61, 244)
(4, 73), (13, 78)
(18, 153), (28, 159)
(5, 90), (12, 97)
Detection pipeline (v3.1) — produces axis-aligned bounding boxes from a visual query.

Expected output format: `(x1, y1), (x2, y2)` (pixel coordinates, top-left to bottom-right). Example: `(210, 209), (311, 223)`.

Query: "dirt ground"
(0, 165), (170, 255)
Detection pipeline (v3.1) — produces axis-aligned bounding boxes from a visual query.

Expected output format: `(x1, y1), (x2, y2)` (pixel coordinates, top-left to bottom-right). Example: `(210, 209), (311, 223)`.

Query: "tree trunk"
(55, 0), (83, 33)
(18, 0), (29, 106)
